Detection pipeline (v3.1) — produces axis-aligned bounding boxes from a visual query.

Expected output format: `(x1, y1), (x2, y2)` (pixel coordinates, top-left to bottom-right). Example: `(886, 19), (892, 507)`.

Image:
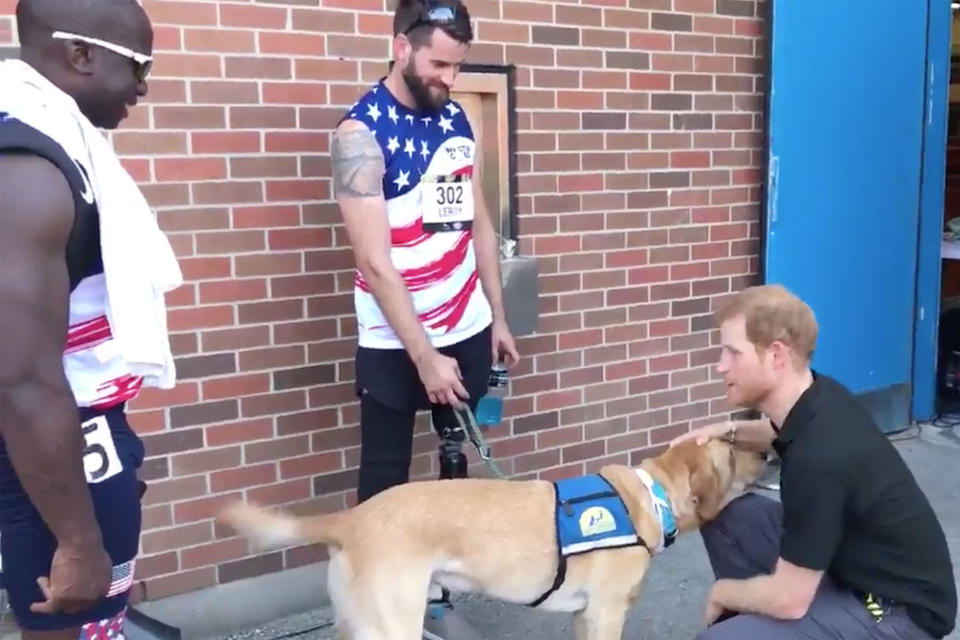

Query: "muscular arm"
(331, 120), (432, 362)
(729, 418), (777, 452)
(470, 153), (506, 323)
(710, 558), (823, 620)
(709, 467), (844, 622)
(0, 154), (104, 549)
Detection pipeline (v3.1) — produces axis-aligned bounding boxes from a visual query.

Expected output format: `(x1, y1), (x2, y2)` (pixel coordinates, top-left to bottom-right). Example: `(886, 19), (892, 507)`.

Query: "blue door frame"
(913, 0), (953, 422)
(761, 0), (952, 431)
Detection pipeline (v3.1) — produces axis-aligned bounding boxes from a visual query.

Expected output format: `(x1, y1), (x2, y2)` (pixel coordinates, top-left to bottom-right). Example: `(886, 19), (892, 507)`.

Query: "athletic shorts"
(0, 404), (144, 630)
(354, 324), (493, 414)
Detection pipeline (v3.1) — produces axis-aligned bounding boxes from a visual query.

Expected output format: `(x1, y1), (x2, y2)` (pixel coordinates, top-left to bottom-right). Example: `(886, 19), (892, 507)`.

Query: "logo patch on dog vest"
(579, 505), (617, 536)
(554, 474), (639, 556)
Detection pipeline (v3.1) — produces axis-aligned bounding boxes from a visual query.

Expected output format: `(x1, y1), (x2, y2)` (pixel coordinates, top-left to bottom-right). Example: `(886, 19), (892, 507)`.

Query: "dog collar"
(635, 468), (678, 553)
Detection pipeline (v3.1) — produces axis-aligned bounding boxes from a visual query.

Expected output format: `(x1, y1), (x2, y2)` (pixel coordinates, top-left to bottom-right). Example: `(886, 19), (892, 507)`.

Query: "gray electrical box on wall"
(501, 255), (538, 337)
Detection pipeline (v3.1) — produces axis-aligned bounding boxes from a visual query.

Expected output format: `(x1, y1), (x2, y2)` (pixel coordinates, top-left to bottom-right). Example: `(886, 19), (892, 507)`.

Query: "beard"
(401, 59), (448, 113)
(725, 377), (771, 410)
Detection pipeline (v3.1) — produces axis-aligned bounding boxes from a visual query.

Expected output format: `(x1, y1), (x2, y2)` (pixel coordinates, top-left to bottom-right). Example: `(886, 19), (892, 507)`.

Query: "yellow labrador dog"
(219, 439), (766, 640)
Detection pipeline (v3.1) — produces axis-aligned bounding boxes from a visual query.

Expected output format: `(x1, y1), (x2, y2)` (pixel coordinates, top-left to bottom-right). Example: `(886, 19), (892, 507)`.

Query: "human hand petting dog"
(669, 420), (734, 448)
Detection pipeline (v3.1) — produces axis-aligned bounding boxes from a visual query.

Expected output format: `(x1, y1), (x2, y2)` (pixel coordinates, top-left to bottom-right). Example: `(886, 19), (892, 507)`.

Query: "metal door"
(764, 0), (930, 430)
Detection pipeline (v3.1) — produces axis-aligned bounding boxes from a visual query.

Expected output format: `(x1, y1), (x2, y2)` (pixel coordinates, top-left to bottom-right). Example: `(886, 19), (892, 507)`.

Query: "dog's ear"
(689, 464), (723, 522)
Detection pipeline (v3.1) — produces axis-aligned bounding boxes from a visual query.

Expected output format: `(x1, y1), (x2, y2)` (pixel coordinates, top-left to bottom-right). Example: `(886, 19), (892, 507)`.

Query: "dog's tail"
(218, 501), (347, 551)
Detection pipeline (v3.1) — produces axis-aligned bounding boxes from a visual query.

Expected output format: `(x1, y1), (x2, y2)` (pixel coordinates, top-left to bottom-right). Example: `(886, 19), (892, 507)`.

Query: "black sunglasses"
(403, 4), (458, 35)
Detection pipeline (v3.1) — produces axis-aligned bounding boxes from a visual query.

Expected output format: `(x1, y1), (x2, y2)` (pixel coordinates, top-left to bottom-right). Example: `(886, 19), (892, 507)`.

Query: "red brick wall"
(0, 0), (766, 600)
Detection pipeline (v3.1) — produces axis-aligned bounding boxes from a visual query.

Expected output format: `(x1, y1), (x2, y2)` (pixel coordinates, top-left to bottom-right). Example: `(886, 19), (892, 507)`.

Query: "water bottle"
(475, 360), (509, 426)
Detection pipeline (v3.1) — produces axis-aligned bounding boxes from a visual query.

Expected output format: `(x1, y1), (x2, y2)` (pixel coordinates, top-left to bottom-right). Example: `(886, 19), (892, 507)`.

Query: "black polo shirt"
(772, 372), (957, 639)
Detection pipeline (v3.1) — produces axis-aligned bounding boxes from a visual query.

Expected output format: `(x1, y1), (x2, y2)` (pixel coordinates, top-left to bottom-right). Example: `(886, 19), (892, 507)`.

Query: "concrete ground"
(205, 424), (960, 640)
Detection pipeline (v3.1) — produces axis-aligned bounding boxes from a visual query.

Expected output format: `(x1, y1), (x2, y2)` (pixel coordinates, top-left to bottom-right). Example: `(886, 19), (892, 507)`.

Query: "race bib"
(81, 415), (123, 484)
(422, 174), (474, 232)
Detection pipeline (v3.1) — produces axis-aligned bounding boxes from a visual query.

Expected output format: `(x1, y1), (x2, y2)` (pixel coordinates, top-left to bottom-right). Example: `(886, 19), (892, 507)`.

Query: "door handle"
(767, 154), (780, 226)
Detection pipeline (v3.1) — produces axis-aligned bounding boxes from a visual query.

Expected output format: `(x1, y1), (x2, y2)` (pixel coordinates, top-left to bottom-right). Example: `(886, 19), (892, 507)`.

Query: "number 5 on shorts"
(81, 415), (123, 484)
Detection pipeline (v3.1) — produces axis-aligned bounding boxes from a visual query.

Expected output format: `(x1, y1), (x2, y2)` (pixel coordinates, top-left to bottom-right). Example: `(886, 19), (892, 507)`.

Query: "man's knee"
(700, 492), (783, 580)
(703, 492), (782, 537)
(719, 491), (780, 519)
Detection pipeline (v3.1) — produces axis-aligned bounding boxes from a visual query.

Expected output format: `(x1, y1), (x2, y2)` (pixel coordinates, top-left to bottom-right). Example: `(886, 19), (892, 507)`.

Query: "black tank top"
(0, 115), (103, 290)
(0, 115), (111, 528)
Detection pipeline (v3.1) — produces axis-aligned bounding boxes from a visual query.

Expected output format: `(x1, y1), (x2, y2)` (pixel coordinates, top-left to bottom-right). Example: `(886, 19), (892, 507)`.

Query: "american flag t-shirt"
(343, 81), (493, 350)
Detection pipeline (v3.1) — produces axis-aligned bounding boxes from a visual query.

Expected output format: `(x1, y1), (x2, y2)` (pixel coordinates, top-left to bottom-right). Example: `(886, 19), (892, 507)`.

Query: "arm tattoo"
(331, 127), (385, 198)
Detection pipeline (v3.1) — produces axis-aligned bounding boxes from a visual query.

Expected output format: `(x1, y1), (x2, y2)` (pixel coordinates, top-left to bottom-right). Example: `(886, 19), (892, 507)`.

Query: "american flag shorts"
(1, 404), (142, 630)
(80, 607), (126, 640)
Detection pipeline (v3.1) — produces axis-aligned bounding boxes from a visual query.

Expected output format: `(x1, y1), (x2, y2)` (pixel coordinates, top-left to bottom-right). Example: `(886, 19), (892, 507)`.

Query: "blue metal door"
(764, 0), (930, 430)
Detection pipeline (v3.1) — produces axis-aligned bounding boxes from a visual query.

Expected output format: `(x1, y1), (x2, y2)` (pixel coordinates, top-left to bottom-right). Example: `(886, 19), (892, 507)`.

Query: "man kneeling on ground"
(671, 284), (956, 640)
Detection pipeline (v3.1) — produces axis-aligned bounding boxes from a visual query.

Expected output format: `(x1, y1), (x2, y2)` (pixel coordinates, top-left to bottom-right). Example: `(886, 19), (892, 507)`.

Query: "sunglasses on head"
(403, 3), (458, 35)
(51, 30), (153, 82)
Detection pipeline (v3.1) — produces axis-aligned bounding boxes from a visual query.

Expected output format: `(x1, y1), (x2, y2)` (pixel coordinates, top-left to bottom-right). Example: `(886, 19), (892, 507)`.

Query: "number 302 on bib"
(422, 174), (475, 233)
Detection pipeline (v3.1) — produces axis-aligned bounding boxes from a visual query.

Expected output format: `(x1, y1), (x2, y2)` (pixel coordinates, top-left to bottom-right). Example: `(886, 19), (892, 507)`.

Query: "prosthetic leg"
(422, 411), (487, 640)
(437, 420), (469, 480)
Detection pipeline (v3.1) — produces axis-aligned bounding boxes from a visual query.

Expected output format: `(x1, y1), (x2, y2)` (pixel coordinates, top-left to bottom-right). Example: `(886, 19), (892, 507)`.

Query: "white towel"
(0, 59), (182, 389)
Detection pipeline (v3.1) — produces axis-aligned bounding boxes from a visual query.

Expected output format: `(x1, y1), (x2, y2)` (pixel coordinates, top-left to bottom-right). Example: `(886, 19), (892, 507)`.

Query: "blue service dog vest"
(528, 474), (642, 607)
(554, 474), (639, 555)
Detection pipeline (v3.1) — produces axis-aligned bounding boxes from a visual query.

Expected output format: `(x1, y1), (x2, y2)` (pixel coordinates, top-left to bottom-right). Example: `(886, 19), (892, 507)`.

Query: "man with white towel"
(0, 1), (181, 639)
